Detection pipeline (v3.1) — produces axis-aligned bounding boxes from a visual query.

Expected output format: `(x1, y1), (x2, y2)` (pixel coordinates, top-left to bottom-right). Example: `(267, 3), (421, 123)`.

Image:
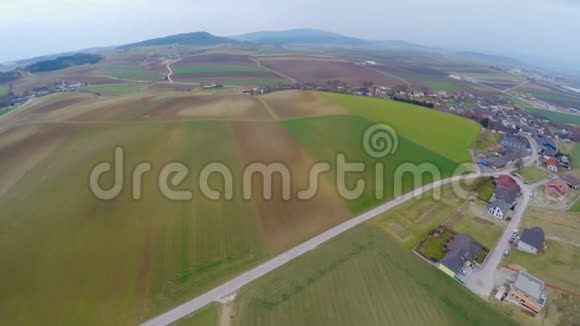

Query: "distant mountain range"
(116, 29), (432, 52)
(231, 28), (368, 46)
(120, 32), (240, 49)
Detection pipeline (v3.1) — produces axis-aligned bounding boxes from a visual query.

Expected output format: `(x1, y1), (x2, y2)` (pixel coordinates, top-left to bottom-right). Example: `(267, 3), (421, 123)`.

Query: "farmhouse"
(486, 200), (512, 219)
(500, 134), (530, 152)
(486, 176), (519, 219)
(517, 227), (545, 255)
(505, 272), (547, 315)
(438, 233), (485, 282)
(559, 174), (580, 189)
(240, 86), (257, 95)
(544, 179), (570, 201)
(544, 158), (560, 173)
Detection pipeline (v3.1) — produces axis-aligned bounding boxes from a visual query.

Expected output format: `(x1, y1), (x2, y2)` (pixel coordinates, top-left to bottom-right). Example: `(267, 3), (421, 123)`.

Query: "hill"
(120, 31), (238, 49)
(24, 53), (102, 73)
(232, 28), (369, 46)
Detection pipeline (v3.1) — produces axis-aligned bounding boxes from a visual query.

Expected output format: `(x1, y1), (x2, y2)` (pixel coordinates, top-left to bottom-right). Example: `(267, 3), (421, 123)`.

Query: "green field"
(172, 304), (219, 326)
(519, 88), (580, 108)
(96, 63), (164, 81)
(0, 121), (269, 325)
(172, 65), (270, 74)
(517, 166), (549, 184)
(175, 76), (292, 86)
(451, 209), (503, 249)
(465, 73), (524, 83)
(235, 224), (516, 326)
(528, 108), (580, 126)
(367, 185), (464, 248)
(82, 82), (150, 96)
(504, 239), (580, 293)
(472, 129), (501, 150)
(323, 93), (481, 162)
(283, 115), (460, 214)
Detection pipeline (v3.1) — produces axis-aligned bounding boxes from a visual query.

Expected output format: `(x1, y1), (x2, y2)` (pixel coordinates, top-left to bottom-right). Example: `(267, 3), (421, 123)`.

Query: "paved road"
(464, 176), (547, 297)
(464, 178), (531, 297)
(166, 62), (174, 83)
(140, 171), (508, 326)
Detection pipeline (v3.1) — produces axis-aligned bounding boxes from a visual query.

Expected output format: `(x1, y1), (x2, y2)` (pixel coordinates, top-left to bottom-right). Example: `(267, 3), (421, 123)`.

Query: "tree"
(363, 81), (374, 88)
(479, 118), (490, 129)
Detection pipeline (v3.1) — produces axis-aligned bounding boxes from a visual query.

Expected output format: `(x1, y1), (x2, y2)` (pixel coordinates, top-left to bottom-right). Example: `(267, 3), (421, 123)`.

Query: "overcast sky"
(1, 0), (579, 66)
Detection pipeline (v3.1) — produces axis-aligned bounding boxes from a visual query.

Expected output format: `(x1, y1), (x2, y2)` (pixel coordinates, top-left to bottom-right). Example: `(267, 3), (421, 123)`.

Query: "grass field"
(172, 304), (219, 326)
(504, 239), (580, 293)
(96, 63), (164, 81)
(82, 82), (150, 96)
(517, 166), (549, 184)
(528, 108), (580, 126)
(282, 115), (460, 214)
(235, 224), (516, 326)
(367, 185), (464, 248)
(508, 207), (580, 300)
(465, 73), (524, 83)
(175, 77), (292, 86)
(172, 65), (270, 74)
(557, 142), (580, 170)
(323, 93), (481, 162)
(472, 129), (501, 150)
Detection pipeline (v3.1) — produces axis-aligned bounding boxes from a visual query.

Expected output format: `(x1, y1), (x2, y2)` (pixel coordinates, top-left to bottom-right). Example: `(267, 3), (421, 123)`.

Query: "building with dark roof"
(500, 134), (530, 152)
(438, 233), (484, 282)
(517, 227), (545, 255)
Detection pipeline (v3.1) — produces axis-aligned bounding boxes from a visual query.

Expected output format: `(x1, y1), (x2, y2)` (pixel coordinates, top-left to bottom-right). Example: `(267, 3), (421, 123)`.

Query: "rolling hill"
(120, 31), (239, 49)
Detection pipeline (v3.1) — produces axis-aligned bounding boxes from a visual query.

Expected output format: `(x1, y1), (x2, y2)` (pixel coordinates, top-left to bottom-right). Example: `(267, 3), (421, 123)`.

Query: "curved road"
(141, 170), (509, 326)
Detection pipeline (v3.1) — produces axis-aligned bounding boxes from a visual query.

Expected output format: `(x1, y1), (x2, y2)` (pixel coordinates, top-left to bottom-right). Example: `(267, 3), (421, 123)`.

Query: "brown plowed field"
(176, 54), (255, 67)
(141, 94), (274, 121)
(231, 121), (351, 252)
(256, 58), (401, 87)
(262, 90), (349, 119)
(174, 71), (280, 78)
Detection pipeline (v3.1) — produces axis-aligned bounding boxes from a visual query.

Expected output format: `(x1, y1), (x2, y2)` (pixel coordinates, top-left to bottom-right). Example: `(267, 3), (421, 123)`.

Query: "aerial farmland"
(0, 86), (488, 325)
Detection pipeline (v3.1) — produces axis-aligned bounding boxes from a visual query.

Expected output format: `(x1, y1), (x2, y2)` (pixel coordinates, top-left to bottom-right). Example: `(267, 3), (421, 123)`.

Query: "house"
(486, 199), (512, 219)
(497, 175), (521, 192)
(559, 155), (571, 169)
(438, 233), (484, 282)
(517, 227), (545, 255)
(500, 134), (530, 152)
(559, 174), (580, 190)
(240, 86), (256, 95)
(505, 272), (547, 315)
(544, 158), (560, 173)
(544, 179), (570, 201)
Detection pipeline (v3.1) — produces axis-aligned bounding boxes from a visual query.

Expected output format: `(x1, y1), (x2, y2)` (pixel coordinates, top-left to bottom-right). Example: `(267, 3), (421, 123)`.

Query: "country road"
(466, 137), (545, 297)
(166, 62), (174, 83)
(140, 170), (509, 326)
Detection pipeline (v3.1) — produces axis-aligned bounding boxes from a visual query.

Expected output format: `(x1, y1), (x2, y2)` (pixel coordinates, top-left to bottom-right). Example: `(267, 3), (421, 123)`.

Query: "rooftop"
(439, 234), (483, 274)
(513, 272), (545, 303)
(520, 227), (545, 250)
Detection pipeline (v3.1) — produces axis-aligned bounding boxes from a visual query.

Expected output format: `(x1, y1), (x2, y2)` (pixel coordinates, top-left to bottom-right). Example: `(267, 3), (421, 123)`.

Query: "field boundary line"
(256, 96), (280, 121)
(359, 65), (411, 86)
(250, 58), (297, 83)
